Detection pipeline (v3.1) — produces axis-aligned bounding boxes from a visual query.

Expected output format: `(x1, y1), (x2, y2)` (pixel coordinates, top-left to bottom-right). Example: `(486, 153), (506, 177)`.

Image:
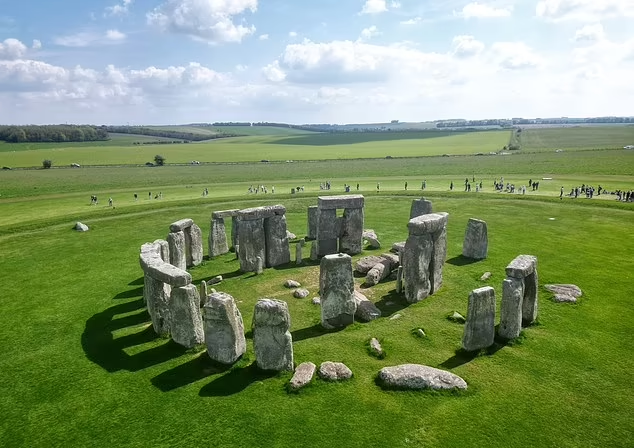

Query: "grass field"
(0, 128), (633, 448)
(519, 126), (634, 151)
(148, 125), (319, 136)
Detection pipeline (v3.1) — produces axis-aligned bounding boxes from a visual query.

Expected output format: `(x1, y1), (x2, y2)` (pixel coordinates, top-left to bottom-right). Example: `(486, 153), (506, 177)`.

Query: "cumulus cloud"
(451, 35), (485, 58)
(536, 0), (634, 21)
(262, 61), (286, 82)
(491, 42), (543, 70)
(289, 31), (298, 38)
(147, 0), (257, 44)
(258, 34), (269, 40)
(54, 30), (127, 47)
(105, 0), (133, 17)
(400, 17), (422, 25)
(572, 24), (606, 43)
(360, 0), (388, 15)
(359, 26), (381, 41)
(458, 2), (513, 18)
(0, 38), (29, 60)
(32, 40), (42, 50)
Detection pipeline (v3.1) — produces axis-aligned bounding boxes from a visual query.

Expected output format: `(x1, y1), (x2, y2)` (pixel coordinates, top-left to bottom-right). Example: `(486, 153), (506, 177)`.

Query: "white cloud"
(32, 40), (42, 50)
(262, 61), (286, 82)
(360, 0), (388, 15)
(536, 0), (634, 22)
(0, 38), (29, 60)
(235, 64), (248, 72)
(289, 31), (298, 38)
(105, 0), (133, 17)
(147, 0), (257, 44)
(389, 1), (401, 8)
(459, 2), (513, 19)
(400, 17), (422, 25)
(258, 34), (269, 40)
(491, 42), (543, 70)
(572, 24), (605, 43)
(359, 26), (381, 41)
(54, 30), (127, 47)
(451, 35), (485, 58)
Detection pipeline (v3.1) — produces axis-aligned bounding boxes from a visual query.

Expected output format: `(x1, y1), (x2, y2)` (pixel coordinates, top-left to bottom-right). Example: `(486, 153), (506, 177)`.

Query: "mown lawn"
(0, 194), (632, 448)
(519, 126), (634, 151)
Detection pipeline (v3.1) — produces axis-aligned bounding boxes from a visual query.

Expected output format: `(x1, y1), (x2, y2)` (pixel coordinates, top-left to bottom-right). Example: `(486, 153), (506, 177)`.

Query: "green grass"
(519, 126), (634, 151)
(0, 194), (632, 447)
(148, 125), (319, 136)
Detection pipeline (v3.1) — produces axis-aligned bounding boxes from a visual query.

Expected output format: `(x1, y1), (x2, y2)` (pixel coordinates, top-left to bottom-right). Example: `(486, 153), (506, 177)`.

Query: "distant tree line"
(0, 125), (108, 143)
(133, 140), (188, 145)
(104, 126), (240, 141)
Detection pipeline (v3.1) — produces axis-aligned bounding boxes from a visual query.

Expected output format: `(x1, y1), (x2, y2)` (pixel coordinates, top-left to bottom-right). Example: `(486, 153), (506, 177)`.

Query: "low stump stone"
(289, 362), (316, 391)
(377, 364), (467, 390)
(545, 284), (582, 298)
(318, 362), (353, 381)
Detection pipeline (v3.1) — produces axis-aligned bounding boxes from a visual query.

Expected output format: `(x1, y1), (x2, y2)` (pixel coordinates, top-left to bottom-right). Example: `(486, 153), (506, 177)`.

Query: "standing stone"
(145, 276), (171, 336)
(231, 216), (239, 249)
(167, 231), (186, 271)
(310, 241), (318, 261)
(295, 242), (303, 265)
(209, 218), (229, 257)
(264, 214), (291, 267)
(340, 207), (364, 255)
(462, 218), (488, 260)
(203, 292), (246, 364)
(317, 208), (339, 256)
(362, 229), (381, 249)
(256, 256), (264, 275)
(522, 265), (539, 325)
(188, 223), (203, 267)
(307, 206), (319, 240)
(429, 212), (449, 294)
(410, 198), (433, 219)
(320, 253), (357, 329)
(252, 299), (294, 371)
(155, 239), (170, 263)
(462, 286), (496, 352)
(238, 218), (266, 272)
(499, 277), (524, 340)
(396, 266), (403, 293)
(200, 281), (208, 306)
(170, 284), (204, 348)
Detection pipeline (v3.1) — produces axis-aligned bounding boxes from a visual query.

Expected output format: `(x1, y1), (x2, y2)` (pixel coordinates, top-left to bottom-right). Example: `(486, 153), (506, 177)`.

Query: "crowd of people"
(247, 185), (275, 194)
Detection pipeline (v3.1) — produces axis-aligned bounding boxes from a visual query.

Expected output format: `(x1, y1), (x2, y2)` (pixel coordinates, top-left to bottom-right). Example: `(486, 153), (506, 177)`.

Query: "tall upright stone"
(170, 284), (204, 348)
(320, 253), (357, 329)
(499, 277), (524, 339)
(252, 299), (294, 371)
(209, 217), (229, 257)
(307, 206), (319, 240)
(410, 198), (433, 219)
(187, 223), (203, 267)
(295, 241), (303, 265)
(522, 260), (539, 325)
(144, 276), (171, 336)
(237, 218), (266, 272)
(340, 207), (364, 255)
(200, 281), (208, 306)
(167, 231), (186, 271)
(264, 214), (291, 267)
(462, 218), (488, 260)
(204, 292), (246, 364)
(316, 208), (339, 256)
(430, 212), (449, 294)
(316, 195), (365, 257)
(462, 286), (496, 351)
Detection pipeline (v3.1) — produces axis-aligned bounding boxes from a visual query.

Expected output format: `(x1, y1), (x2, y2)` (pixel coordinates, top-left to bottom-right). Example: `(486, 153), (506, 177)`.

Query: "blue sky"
(0, 0), (633, 124)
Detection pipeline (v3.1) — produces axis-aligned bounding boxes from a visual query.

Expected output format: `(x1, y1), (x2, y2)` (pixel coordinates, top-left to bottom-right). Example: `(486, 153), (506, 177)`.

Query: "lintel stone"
(318, 195), (364, 210)
(170, 218), (194, 232)
(506, 255), (536, 278)
(407, 212), (448, 235)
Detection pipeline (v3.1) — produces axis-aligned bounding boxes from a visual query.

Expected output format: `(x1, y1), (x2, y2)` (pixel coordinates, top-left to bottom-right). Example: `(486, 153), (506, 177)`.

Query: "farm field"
(519, 126), (634, 151)
(0, 127), (633, 448)
(148, 125), (320, 136)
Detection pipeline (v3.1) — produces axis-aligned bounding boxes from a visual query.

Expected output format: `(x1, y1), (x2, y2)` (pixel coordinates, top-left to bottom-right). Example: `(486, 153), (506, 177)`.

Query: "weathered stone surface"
(295, 242), (303, 265)
(294, 289), (309, 299)
(499, 277), (524, 339)
(407, 213), (448, 236)
(170, 284), (204, 348)
(396, 266), (403, 293)
(318, 195), (364, 210)
(170, 218), (194, 232)
(462, 286), (496, 352)
(410, 198), (433, 219)
(231, 216), (238, 248)
(212, 209), (239, 220)
(369, 338), (384, 357)
(209, 218), (229, 257)
(238, 205), (286, 221)
(200, 281), (208, 306)
(208, 275), (222, 285)
(415, 328), (426, 338)
(553, 294), (577, 303)
(310, 241), (318, 261)
(402, 233), (433, 303)
(289, 362), (316, 391)
(377, 364), (467, 390)
(389, 313), (403, 321)
(381, 253), (400, 269)
(144, 276), (171, 336)
(167, 231), (187, 271)
(312, 297), (321, 305)
(307, 206), (319, 240)
(522, 268), (539, 326)
(462, 218), (488, 260)
(480, 272), (492, 281)
(284, 279), (301, 288)
(287, 230), (297, 240)
(354, 290), (381, 322)
(391, 242), (406, 254)
(544, 284), (582, 298)
(362, 229), (381, 249)
(340, 208), (364, 255)
(238, 218), (266, 272)
(264, 214), (291, 267)
(365, 259), (393, 286)
(140, 244), (192, 287)
(447, 311), (466, 323)
(318, 362), (353, 381)
(74, 222), (89, 231)
(506, 254), (536, 279)
(320, 254), (357, 329)
(256, 256), (264, 275)
(203, 292), (246, 364)
(429, 213), (448, 294)
(187, 223), (203, 267)
(354, 256), (385, 275)
(317, 208), (339, 256)
(154, 239), (170, 263)
(252, 299), (294, 372)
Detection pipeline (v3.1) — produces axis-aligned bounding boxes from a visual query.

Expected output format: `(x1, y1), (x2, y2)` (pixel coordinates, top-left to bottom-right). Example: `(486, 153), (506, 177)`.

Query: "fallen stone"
(286, 230), (297, 240)
(365, 259), (392, 286)
(377, 364), (467, 390)
(354, 256), (385, 275)
(552, 294), (577, 303)
(447, 311), (466, 324)
(369, 338), (384, 357)
(294, 289), (309, 299)
(389, 313), (403, 321)
(354, 290), (382, 322)
(208, 275), (222, 285)
(415, 328), (426, 338)
(312, 297), (321, 305)
(318, 362), (353, 381)
(480, 272), (492, 281)
(391, 242), (406, 254)
(363, 229), (381, 249)
(289, 362), (316, 391)
(284, 279), (301, 288)
(74, 222), (89, 232)
(545, 284), (582, 298)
